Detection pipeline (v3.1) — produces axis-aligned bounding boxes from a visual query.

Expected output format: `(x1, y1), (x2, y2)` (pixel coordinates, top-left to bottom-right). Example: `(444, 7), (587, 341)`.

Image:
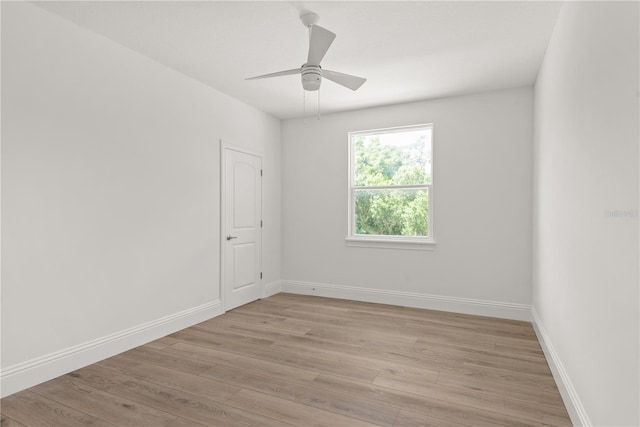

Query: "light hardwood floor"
(1, 293), (571, 426)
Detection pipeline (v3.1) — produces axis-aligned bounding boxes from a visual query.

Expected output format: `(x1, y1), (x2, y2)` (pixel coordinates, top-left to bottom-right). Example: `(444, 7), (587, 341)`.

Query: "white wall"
(533, 2), (639, 426)
(1, 2), (280, 395)
(281, 87), (533, 318)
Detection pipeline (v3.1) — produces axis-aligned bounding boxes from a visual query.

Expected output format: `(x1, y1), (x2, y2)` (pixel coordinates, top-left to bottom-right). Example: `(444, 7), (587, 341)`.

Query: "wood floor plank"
(0, 414), (28, 427)
(329, 308), (537, 344)
(260, 342), (379, 382)
(193, 321), (295, 342)
(542, 413), (574, 427)
(304, 324), (418, 347)
(275, 328), (366, 353)
(194, 329), (378, 381)
(378, 337), (546, 370)
(200, 356), (292, 393)
(145, 336), (183, 350)
(436, 371), (562, 407)
(60, 364), (212, 426)
(201, 362), (399, 426)
(403, 314), (538, 339)
(408, 326), (505, 352)
(226, 388), (383, 427)
(393, 410), (469, 427)
(360, 341), (557, 385)
(166, 330), (378, 383)
(243, 300), (353, 326)
(371, 374), (568, 425)
(1, 390), (114, 427)
(30, 375), (181, 426)
(109, 345), (213, 376)
(413, 340), (550, 371)
(170, 326), (274, 354)
(275, 380), (399, 427)
(0, 293), (570, 427)
(271, 340), (439, 383)
(106, 373), (292, 427)
(65, 362), (134, 392)
(208, 311), (313, 336)
(273, 294), (536, 338)
(311, 373), (540, 427)
(460, 354), (552, 377)
(99, 352), (242, 403)
(165, 341), (320, 382)
(494, 341), (545, 357)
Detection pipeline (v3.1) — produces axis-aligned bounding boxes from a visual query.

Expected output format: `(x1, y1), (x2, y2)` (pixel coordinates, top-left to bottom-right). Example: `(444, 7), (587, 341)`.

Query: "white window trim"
(346, 124), (435, 250)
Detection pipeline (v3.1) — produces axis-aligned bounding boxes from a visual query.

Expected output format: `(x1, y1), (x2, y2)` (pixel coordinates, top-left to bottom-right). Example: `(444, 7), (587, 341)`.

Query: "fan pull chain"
(317, 86), (321, 120)
(302, 89), (306, 125)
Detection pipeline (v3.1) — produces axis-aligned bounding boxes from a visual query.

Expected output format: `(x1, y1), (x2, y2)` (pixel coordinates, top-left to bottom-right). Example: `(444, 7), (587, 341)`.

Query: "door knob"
(226, 235), (238, 240)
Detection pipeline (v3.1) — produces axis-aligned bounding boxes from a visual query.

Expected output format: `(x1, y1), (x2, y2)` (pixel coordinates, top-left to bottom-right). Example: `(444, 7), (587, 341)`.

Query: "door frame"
(220, 140), (263, 312)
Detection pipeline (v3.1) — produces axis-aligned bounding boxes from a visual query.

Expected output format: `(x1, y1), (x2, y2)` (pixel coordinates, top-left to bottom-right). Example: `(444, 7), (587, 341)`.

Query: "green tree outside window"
(351, 126), (432, 238)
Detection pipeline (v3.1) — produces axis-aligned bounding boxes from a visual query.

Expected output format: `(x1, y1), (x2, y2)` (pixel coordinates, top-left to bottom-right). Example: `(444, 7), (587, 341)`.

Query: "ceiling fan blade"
(246, 68), (301, 80)
(307, 25), (336, 65)
(321, 69), (367, 91)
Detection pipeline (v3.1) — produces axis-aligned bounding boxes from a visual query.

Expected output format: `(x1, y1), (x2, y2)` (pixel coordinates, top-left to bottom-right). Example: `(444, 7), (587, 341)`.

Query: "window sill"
(345, 236), (436, 251)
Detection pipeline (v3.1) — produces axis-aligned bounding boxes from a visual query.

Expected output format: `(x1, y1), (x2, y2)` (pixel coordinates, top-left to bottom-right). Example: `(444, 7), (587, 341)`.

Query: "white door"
(222, 145), (262, 311)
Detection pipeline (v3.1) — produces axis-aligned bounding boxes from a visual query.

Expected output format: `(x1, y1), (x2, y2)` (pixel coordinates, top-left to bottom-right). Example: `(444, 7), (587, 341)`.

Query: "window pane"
(353, 128), (431, 187)
(354, 188), (429, 236)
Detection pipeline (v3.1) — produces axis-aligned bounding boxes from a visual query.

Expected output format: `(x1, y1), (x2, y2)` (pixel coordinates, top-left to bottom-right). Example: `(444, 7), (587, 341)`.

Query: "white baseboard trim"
(262, 280), (282, 298)
(281, 280), (531, 321)
(531, 307), (591, 426)
(1, 300), (223, 398)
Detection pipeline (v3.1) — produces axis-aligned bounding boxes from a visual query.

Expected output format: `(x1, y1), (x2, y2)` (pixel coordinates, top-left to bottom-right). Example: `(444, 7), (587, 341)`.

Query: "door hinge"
(261, 169), (263, 177)
(260, 220), (263, 228)
(260, 272), (263, 279)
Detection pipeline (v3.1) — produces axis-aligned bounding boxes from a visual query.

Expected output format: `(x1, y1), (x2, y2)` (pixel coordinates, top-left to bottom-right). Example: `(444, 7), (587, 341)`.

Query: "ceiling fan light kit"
(301, 65), (322, 91)
(246, 11), (366, 118)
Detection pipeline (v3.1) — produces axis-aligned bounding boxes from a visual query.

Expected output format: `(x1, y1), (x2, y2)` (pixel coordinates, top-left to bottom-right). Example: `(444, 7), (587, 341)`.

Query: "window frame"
(346, 123), (435, 250)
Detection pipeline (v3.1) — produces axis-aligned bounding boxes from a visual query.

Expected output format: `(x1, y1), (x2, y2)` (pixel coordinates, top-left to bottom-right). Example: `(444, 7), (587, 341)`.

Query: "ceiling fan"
(246, 12), (367, 92)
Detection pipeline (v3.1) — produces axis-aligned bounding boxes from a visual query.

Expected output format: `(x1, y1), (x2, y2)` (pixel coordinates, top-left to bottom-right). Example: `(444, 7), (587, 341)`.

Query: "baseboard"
(262, 280), (282, 298)
(0, 300), (223, 398)
(531, 307), (591, 426)
(281, 280), (531, 321)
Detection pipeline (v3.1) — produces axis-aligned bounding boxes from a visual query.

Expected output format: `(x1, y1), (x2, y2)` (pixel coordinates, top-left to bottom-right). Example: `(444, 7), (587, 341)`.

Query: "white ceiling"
(34, 1), (563, 119)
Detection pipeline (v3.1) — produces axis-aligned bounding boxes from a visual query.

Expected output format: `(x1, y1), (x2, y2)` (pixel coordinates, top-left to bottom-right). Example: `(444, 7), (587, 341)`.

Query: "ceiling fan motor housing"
(301, 64), (321, 91)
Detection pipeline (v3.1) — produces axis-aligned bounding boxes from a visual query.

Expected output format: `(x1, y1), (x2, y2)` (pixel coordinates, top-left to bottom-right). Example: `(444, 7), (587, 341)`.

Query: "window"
(347, 124), (434, 249)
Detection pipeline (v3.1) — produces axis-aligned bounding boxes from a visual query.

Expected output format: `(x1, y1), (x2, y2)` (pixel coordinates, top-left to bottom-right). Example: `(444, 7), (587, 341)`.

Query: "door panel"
(233, 243), (256, 290)
(223, 146), (262, 311)
(233, 163), (256, 228)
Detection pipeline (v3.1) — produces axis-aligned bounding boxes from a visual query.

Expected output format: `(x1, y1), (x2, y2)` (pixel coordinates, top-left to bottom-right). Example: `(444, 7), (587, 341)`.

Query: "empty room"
(1, 1), (638, 426)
